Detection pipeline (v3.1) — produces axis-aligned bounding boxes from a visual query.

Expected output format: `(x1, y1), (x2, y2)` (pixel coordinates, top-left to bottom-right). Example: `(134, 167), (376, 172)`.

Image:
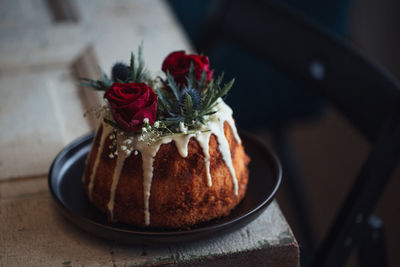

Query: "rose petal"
(105, 82), (158, 132)
(161, 50), (213, 87)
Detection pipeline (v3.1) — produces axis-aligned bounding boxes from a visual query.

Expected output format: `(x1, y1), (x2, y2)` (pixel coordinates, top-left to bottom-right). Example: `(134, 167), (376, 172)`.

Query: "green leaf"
(137, 42), (144, 81)
(214, 78), (234, 100)
(103, 118), (122, 130)
(130, 52), (136, 81)
(78, 80), (107, 91)
(184, 92), (193, 118)
(78, 81), (95, 88)
(166, 72), (180, 101)
(202, 111), (217, 116)
(198, 69), (207, 89)
(99, 66), (111, 87)
(202, 83), (215, 110)
(186, 62), (196, 89)
(156, 88), (171, 111)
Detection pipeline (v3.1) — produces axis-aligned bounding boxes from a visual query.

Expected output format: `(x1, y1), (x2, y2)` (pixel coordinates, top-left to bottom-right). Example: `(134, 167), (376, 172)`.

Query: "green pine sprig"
(79, 43), (150, 91)
(130, 42), (148, 83)
(78, 67), (112, 90)
(156, 65), (235, 133)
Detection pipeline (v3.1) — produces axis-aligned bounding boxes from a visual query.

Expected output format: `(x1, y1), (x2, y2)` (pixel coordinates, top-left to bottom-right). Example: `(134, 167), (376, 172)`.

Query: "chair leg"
(358, 215), (387, 267)
(273, 127), (316, 251)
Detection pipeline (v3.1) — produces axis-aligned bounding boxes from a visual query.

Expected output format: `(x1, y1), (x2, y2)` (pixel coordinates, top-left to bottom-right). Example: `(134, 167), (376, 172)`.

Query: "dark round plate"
(48, 130), (281, 245)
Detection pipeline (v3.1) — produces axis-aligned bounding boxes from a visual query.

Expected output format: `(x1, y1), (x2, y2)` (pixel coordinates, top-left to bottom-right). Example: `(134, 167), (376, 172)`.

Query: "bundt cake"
(81, 47), (250, 228)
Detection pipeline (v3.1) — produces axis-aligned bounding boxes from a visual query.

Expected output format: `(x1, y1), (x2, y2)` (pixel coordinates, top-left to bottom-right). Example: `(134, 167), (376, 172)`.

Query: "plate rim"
(48, 130), (282, 241)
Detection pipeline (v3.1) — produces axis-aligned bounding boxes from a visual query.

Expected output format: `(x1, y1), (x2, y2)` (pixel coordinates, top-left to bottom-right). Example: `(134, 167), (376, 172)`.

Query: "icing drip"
(196, 131), (213, 186)
(106, 144), (127, 220)
(205, 100), (239, 195)
(133, 137), (173, 225)
(88, 122), (113, 201)
(96, 99), (241, 226)
(219, 101), (242, 145)
(173, 133), (194, 158)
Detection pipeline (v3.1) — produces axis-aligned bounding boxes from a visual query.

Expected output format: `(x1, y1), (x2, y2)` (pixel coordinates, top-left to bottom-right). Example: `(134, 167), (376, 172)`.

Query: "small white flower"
(143, 118), (149, 124)
(134, 150), (139, 156)
(125, 150), (132, 156)
(154, 121), (160, 128)
(142, 127), (147, 133)
(179, 122), (187, 133)
(109, 134), (115, 140)
(124, 139), (132, 145)
(121, 145), (127, 151)
(109, 153), (114, 158)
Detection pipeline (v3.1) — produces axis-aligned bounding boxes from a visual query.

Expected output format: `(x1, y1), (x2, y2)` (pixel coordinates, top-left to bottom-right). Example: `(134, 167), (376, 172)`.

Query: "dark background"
(166, 0), (400, 266)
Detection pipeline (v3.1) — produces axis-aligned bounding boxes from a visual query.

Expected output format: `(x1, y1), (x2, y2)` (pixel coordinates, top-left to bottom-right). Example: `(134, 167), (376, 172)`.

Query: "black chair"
(195, 0), (400, 266)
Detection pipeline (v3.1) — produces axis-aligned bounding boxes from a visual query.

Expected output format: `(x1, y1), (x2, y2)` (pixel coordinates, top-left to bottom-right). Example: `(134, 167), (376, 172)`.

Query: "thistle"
(111, 62), (130, 82)
(179, 87), (202, 110)
(156, 64), (234, 132)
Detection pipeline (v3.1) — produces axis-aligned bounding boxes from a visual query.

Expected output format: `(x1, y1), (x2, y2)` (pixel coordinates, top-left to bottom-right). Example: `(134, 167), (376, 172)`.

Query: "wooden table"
(0, 1), (299, 266)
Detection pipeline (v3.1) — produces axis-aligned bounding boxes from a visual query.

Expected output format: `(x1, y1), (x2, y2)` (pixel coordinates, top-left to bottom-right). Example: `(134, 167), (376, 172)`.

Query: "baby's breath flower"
(124, 139), (132, 145)
(179, 122), (187, 134)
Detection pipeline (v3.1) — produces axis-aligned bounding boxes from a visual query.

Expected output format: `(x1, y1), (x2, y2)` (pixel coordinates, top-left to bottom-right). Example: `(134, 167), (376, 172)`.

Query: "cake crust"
(83, 122), (250, 228)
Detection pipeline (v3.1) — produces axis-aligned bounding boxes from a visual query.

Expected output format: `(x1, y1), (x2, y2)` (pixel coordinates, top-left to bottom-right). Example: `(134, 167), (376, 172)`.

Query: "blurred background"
(165, 0), (400, 266)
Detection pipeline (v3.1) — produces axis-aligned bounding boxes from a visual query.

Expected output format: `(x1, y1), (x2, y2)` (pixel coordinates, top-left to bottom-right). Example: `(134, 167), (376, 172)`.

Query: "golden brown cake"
(83, 101), (249, 228)
(80, 48), (250, 228)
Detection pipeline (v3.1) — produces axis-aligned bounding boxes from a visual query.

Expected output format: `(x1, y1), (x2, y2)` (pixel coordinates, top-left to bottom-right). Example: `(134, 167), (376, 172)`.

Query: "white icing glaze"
(218, 101), (242, 144)
(173, 133), (194, 158)
(93, 99), (241, 226)
(106, 143), (127, 220)
(195, 131), (213, 186)
(88, 122), (113, 201)
(133, 137), (170, 225)
(205, 100), (239, 195)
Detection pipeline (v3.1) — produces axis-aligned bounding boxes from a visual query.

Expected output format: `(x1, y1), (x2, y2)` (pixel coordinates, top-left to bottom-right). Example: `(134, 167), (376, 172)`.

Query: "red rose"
(162, 51), (214, 86)
(104, 83), (158, 132)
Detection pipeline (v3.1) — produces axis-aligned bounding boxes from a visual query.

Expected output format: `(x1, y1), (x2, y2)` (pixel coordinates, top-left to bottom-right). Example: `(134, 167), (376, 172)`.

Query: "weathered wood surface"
(0, 177), (298, 267)
(0, 0), (299, 266)
(0, 0), (191, 180)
